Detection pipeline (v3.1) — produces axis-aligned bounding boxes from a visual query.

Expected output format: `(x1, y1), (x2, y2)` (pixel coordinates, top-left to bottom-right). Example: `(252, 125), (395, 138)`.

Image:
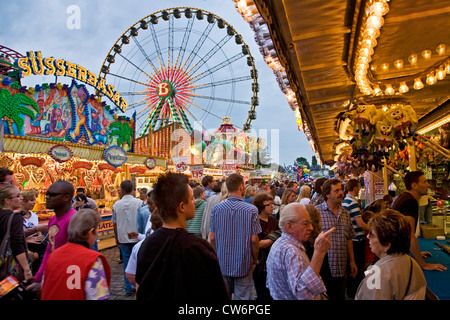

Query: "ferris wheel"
(98, 7), (259, 137)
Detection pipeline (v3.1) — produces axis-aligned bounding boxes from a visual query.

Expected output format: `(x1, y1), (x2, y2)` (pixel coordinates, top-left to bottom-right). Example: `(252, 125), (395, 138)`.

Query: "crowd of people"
(0, 167), (447, 300)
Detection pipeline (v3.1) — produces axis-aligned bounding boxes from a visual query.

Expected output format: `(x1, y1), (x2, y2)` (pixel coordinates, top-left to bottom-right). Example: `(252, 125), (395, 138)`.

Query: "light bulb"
(422, 50), (432, 60)
(399, 82), (409, 93)
(366, 15), (384, 29)
(426, 72), (437, 85)
(363, 28), (380, 39)
(437, 68), (446, 80)
(385, 84), (395, 95)
(414, 78), (424, 90)
(394, 59), (404, 69)
(373, 85), (381, 95)
(380, 63), (389, 72)
(436, 44), (446, 56)
(408, 54), (418, 66)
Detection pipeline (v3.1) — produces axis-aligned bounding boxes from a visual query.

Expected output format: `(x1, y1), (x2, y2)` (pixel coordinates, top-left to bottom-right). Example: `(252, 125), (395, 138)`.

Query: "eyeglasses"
(46, 192), (65, 197)
(291, 220), (313, 227)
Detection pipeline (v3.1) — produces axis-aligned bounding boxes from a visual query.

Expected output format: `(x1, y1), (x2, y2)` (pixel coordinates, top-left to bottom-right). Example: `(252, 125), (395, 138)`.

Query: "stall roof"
(251, 0), (450, 164)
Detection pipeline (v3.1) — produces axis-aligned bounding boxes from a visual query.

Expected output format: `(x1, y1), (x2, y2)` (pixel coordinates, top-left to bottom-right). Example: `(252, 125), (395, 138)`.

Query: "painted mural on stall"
(0, 78), (135, 152)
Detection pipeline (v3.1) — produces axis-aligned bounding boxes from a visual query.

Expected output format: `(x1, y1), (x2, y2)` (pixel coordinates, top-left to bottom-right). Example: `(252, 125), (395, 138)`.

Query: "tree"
(0, 88), (38, 134)
(109, 121), (134, 149)
(295, 157), (310, 169)
(312, 155), (318, 166)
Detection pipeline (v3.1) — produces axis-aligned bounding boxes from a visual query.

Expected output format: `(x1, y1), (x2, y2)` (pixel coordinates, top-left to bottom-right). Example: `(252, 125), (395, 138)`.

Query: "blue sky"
(1, 0), (316, 166)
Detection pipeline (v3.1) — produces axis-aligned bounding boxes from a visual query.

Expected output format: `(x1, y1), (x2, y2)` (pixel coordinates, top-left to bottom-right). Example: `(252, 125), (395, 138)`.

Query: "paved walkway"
(100, 245), (135, 300)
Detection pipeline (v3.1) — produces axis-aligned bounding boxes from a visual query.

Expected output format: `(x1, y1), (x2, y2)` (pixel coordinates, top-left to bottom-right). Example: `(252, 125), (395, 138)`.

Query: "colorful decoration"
(0, 79), (134, 152)
(370, 120), (397, 157)
(347, 104), (378, 138)
(103, 145), (127, 168)
(48, 145), (73, 163)
(19, 156), (45, 167)
(15, 51), (128, 112)
(0, 87), (39, 134)
(385, 105), (418, 140)
(144, 157), (157, 170)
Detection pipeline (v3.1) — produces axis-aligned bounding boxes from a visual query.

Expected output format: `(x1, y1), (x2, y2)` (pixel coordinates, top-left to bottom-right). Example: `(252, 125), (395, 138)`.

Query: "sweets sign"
(190, 165), (204, 179)
(48, 145), (73, 163)
(172, 156), (188, 172)
(104, 146), (127, 167)
(15, 51), (128, 112)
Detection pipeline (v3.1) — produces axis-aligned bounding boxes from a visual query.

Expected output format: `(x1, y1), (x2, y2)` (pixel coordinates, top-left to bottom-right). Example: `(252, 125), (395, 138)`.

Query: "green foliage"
(109, 120), (134, 148)
(295, 157), (310, 169)
(0, 88), (39, 134)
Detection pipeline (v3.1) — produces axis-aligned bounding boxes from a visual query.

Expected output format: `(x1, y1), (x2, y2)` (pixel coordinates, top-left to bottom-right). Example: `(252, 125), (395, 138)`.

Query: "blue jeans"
(119, 243), (136, 293)
(223, 273), (254, 300)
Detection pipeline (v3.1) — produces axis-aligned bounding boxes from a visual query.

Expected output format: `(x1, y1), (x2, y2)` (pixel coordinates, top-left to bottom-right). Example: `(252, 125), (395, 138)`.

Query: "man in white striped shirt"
(208, 173), (261, 300)
(342, 179), (369, 298)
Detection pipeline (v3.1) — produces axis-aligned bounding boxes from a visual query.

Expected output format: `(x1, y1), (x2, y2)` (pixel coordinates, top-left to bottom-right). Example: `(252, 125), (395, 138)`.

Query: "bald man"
(33, 180), (77, 284)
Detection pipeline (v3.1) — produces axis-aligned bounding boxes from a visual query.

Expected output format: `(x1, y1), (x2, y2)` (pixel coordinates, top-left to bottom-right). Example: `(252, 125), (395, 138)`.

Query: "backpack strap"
(403, 257), (413, 299)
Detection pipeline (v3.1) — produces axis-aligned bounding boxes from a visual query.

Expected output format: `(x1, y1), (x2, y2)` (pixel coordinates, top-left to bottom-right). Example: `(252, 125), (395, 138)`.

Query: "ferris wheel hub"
(156, 80), (174, 98)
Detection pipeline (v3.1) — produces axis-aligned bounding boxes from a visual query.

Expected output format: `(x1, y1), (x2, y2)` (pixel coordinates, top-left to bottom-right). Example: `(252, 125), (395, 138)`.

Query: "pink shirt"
(34, 208), (77, 282)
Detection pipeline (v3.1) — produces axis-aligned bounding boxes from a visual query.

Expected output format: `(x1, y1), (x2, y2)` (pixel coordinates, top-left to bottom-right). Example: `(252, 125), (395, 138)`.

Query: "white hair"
(279, 202), (306, 232)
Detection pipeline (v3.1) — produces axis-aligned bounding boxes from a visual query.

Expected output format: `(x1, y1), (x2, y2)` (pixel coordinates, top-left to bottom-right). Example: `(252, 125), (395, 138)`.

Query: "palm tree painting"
(0, 88), (39, 134)
(109, 120), (134, 151)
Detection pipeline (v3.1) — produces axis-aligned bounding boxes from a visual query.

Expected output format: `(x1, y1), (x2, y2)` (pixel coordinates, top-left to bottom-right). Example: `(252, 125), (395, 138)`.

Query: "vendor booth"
(233, 0), (450, 299)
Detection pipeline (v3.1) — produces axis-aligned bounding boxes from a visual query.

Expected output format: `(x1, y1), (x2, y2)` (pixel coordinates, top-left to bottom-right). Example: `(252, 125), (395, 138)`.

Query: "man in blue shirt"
(201, 175), (215, 200)
(209, 173), (261, 300)
(266, 203), (334, 300)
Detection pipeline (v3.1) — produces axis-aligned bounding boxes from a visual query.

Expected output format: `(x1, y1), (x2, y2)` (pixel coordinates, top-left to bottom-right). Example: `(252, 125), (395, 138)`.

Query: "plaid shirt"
(316, 201), (356, 277)
(266, 233), (326, 300)
(210, 196), (261, 277)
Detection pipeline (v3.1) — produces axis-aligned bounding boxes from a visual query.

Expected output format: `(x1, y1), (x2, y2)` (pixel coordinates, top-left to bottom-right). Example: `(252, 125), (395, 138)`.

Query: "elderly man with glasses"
(266, 202), (335, 300)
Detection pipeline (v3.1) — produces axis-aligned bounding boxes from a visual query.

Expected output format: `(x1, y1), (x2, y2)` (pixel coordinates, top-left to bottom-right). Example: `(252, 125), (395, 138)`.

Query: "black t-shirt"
(392, 192), (419, 224)
(136, 227), (228, 300)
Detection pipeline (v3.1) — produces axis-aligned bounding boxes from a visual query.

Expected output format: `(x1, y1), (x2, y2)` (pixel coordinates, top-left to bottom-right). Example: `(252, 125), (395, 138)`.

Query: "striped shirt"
(266, 232), (326, 300)
(315, 201), (356, 277)
(210, 196), (261, 277)
(342, 194), (365, 241)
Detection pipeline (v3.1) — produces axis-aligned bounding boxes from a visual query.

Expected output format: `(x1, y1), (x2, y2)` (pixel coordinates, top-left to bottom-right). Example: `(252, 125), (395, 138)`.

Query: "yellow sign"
(15, 51), (128, 112)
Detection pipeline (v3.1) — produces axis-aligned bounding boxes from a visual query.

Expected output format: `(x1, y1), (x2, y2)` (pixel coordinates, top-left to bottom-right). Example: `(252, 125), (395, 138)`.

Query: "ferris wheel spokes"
(99, 7), (259, 137)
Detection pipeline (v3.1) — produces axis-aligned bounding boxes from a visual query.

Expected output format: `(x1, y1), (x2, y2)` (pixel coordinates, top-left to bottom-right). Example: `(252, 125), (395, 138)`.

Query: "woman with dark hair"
(251, 192), (280, 300)
(356, 209), (427, 300)
(73, 194), (90, 210)
(311, 178), (327, 206)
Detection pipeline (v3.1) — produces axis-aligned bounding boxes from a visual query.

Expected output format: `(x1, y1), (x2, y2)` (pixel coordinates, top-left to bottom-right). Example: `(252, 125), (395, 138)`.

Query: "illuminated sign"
(48, 145), (73, 162)
(15, 51), (128, 112)
(144, 157), (157, 170)
(104, 145), (127, 167)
